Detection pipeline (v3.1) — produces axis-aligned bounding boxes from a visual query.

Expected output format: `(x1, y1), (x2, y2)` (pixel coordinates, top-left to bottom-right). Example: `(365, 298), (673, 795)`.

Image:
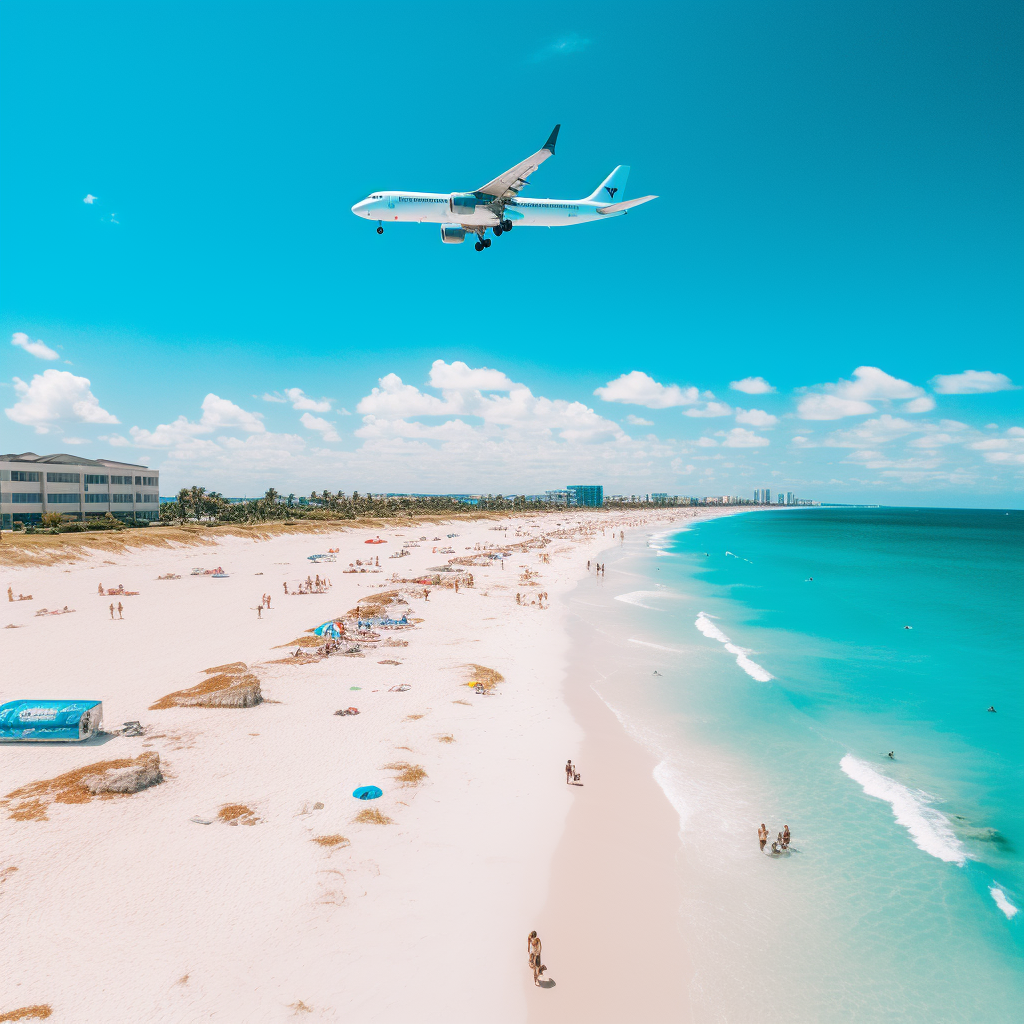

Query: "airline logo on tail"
(605, 186), (618, 198)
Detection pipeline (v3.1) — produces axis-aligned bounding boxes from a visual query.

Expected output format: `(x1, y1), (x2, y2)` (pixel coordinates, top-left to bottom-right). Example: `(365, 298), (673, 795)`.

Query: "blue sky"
(2, 0), (1021, 505)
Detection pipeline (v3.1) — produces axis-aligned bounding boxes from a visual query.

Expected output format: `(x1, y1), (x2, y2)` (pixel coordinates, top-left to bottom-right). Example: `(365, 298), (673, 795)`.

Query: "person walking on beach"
(565, 759), (574, 784)
(266, 594), (271, 609)
(758, 824), (768, 851)
(256, 604), (262, 619)
(527, 931), (545, 986)
(109, 602), (115, 620)
(117, 601), (123, 619)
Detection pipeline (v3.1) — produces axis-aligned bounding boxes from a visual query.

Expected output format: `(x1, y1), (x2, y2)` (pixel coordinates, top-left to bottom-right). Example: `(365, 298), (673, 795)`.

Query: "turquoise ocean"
(574, 507), (1023, 1022)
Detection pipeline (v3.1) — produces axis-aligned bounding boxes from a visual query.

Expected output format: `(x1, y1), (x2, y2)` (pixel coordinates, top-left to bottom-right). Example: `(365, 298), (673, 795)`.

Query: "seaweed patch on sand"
(464, 664), (504, 691)
(381, 761), (427, 787)
(217, 803), (260, 826)
(150, 663), (262, 710)
(4, 752), (163, 821)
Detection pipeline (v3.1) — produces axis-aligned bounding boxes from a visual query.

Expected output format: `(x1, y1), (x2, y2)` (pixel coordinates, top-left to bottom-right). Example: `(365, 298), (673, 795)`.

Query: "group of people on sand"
(758, 823), (791, 855)
(7, 587), (32, 602)
(515, 591), (548, 607)
(283, 575), (332, 596)
(98, 583), (137, 596)
(109, 602), (124, 620)
(564, 759), (581, 785)
(586, 560), (606, 575)
(254, 593), (274, 618)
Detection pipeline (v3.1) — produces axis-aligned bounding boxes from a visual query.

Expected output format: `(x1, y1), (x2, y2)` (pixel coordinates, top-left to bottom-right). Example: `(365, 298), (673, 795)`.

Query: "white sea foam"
(653, 759), (693, 833)
(628, 638), (683, 653)
(615, 590), (679, 610)
(693, 612), (773, 682)
(839, 755), (967, 866)
(989, 886), (1019, 919)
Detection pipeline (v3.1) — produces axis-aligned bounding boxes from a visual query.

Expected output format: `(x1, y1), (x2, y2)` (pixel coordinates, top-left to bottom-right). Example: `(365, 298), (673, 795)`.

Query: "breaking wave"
(839, 755), (967, 866)
(693, 612), (773, 682)
(989, 886), (1019, 919)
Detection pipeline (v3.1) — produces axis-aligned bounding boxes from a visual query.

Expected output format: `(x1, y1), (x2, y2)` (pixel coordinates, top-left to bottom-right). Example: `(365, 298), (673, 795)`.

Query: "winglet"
(543, 124), (560, 155)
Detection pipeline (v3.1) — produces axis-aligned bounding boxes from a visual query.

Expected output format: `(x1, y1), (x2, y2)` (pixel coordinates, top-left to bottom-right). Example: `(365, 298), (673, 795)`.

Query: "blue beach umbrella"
(352, 786), (383, 800)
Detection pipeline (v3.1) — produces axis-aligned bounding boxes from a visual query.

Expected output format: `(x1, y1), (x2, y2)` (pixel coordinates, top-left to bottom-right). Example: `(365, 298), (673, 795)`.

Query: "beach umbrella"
(352, 786), (383, 800)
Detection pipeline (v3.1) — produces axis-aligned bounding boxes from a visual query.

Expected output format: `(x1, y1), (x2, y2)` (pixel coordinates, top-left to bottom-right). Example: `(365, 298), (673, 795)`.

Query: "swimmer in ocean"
(987, 706), (997, 713)
(904, 625), (912, 630)
(888, 751), (895, 759)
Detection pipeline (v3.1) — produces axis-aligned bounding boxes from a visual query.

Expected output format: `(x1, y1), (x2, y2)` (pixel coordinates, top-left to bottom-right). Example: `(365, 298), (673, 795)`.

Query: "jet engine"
(449, 193), (482, 215)
(440, 226), (467, 244)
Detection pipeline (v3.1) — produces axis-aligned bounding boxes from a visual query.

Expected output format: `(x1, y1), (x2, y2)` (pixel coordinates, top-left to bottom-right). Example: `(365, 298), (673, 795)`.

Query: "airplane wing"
(476, 125), (560, 200)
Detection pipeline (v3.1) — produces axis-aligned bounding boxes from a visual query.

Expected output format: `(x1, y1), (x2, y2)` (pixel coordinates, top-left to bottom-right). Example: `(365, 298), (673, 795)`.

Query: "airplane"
(350, 125), (657, 251)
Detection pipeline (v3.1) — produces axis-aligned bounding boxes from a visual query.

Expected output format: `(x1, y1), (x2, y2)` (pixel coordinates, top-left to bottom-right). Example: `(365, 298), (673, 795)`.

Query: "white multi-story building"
(0, 452), (160, 529)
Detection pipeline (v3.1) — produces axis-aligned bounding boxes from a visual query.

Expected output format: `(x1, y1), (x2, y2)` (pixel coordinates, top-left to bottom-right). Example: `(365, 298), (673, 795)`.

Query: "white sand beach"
(2, 508), (740, 1023)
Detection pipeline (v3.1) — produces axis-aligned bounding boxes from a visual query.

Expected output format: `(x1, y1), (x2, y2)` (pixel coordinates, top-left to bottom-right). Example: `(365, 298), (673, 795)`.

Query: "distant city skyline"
(1, 2), (1020, 507)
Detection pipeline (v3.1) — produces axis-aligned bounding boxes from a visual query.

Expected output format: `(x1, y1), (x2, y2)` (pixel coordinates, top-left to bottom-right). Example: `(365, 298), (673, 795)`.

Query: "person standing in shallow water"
(758, 824), (768, 851)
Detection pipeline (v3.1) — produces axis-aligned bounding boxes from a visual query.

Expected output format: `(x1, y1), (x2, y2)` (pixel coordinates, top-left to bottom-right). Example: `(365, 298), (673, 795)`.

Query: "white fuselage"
(350, 191), (623, 228)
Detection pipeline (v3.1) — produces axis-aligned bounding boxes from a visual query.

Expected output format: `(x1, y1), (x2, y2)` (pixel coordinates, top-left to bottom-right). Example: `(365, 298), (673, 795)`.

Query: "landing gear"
(502, 219), (513, 231)
(475, 241), (484, 251)
(483, 237), (491, 247)
(493, 225), (503, 237)
(376, 222), (383, 235)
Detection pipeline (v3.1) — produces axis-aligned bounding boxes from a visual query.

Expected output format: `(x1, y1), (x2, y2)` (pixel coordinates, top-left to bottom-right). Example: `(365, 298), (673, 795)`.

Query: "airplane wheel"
(493, 226), (502, 237)
(475, 242), (484, 251)
(376, 226), (383, 235)
(483, 238), (492, 248)
(503, 220), (512, 231)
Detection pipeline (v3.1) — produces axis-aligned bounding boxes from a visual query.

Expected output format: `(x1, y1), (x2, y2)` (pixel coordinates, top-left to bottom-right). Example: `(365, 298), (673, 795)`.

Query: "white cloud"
(735, 408), (778, 428)
(284, 388), (333, 413)
(5, 369), (119, 433)
(684, 401), (733, 418)
(262, 388), (333, 412)
(129, 394), (264, 448)
(931, 370), (1018, 395)
(729, 376), (775, 394)
(83, 194), (97, 204)
(823, 415), (969, 449)
(357, 373), (462, 417)
(198, 394), (265, 433)
(904, 396), (936, 413)
(11, 332), (59, 361)
(969, 427), (1024, 465)
(797, 394), (877, 420)
(695, 437), (718, 447)
(719, 427), (770, 448)
(427, 359), (515, 392)
(625, 415), (654, 426)
(358, 364), (625, 444)
(299, 412), (341, 442)
(797, 366), (927, 420)
(594, 371), (699, 409)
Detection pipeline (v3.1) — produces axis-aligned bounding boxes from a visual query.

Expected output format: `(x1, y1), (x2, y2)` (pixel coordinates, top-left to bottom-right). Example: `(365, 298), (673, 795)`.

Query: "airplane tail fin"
(588, 165), (629, 203)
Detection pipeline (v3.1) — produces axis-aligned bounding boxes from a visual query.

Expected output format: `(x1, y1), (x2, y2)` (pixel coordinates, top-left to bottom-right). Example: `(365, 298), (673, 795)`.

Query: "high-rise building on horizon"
(566, 484), (603, 507)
